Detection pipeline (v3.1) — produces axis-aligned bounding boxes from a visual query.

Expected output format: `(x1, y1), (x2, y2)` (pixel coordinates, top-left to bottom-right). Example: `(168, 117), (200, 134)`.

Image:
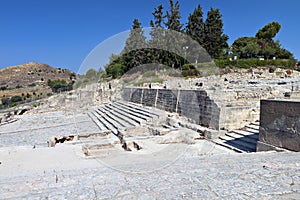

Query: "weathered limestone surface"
(121, 74), (300, 132)
(122, 88), (220, 130)
(259, 99), (300, 151)
(1, 149), (300, 199)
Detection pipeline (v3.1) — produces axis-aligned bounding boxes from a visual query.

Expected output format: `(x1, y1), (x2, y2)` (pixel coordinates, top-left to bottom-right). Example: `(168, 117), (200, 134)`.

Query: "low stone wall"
(257, 99), (300, 152)
(122, 88), (220, 130)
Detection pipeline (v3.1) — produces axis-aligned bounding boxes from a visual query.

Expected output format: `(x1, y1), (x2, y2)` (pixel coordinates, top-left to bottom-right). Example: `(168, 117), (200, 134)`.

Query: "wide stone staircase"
(88, 101), (163, 135)
(215, 122), (260, 153)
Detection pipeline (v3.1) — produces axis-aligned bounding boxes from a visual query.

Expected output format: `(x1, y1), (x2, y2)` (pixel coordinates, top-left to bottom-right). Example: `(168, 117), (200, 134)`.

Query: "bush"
(47, 79), (73, 93)
(28, 83), (36, 87)
(10, 95), (22, 103)
(269, 66), (276, 73)
(182, 64), (199, 77)
(0, 86), (7, 90)
(26, 93), (32, 98)
(214, 59), (296, 69)
(1, 97), (10, 106)
(106, 63), (125, 79)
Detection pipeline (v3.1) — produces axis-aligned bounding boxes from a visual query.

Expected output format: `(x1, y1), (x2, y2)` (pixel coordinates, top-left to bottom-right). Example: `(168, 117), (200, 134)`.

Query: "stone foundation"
(258, 99), (300, 152)
(122, 88), (220, 130)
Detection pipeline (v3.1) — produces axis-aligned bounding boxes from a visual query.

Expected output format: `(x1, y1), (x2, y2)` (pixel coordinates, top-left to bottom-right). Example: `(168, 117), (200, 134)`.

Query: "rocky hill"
(0, 62), (76, 102)
(0, 62), (76, 88)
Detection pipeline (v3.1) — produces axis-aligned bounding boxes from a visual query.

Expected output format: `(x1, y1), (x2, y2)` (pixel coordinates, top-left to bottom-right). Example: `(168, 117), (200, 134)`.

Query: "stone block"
(259, 99), (300, 152)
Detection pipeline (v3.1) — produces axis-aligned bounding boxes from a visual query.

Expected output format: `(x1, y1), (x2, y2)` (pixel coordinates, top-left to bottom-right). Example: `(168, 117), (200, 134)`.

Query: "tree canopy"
(232, 21), (293, 59)
(104, 2), (294, 79)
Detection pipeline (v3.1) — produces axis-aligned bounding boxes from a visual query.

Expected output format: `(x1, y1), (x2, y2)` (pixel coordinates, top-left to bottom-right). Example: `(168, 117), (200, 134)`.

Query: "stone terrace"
(1, 148), (299, 199)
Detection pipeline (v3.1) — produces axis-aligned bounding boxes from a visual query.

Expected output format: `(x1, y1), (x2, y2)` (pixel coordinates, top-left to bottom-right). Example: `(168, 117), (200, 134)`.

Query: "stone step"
(93, 110), (117, 134)
(88, 112), (108, 131)
(214, 139), (245, 153)
(110, 103), (151, 122)
(225, 132), (258, 145)
(114, 102), (156, 118)
(219, 136), (256, 152)
(97, 108), (124, 129)
(100, 107), (132, 128)
(105, 104), (141, 126)
(245, 124), (259, 130)
(118, 101), (161, 117)
(233, 130), (259, 138)
(251, 121), (260, 126)
(82, 139), (119, 156)
(78, 131), (111, 140)
(108, 105), (146, 125)
(244, 127), (259, 134)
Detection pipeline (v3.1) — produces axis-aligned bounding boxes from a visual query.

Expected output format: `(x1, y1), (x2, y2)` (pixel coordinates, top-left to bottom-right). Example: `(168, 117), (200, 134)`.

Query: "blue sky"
(0, 0), (299, 73)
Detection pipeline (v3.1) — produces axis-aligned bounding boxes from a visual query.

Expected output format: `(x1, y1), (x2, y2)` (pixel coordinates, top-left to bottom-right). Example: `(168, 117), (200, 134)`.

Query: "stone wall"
(257, 99), (300, 152)
(122, 88), (220, 130)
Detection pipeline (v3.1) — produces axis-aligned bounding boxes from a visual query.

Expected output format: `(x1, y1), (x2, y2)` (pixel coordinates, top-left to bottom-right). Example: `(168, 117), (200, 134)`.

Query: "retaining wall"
(257, 99), (300, 152)
(122, 88), (220, 130)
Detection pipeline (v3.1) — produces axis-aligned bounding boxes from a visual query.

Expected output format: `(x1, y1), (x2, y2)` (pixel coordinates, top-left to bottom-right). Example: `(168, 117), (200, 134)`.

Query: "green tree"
(1, 97), (10, 107)
(164, 0), (183, 32)
(185, 4), (209, 63)
(10, 95), (22, 103)
(260, 43), (276, 59)
(123, 18), (147, 53)
(256, 22), (281, 42)
(202, 8), (228, 59)
(149, 4), (166, 65)
(106, 63), (125, 79)
(232, 37), (258, 58)
(122, 18), (147, 70)
(85, 68), (97, 80)
(150, 4), (164, 28)
(241, 41), (260, 58)
(185, 4), (204, 46)
(164, 0), (185, 68)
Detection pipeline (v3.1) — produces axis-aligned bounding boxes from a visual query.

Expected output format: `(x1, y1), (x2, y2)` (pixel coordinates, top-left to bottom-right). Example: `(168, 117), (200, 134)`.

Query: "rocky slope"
(0, 62), (76, 100)
(0, 62), (76, 88)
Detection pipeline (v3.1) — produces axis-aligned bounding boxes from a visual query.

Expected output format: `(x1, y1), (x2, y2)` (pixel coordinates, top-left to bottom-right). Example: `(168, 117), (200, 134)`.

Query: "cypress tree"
(164, 0), (184, 68)
(185, 4), (204, 46)
(122, 18), (147, 70)
(149, 5), (165, 64)
(202, 8), (228, 59)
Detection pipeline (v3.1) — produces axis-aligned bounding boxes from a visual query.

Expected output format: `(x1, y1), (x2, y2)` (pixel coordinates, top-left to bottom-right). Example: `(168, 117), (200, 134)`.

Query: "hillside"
(0, 62), (76, 87)
(0, 62), (76, 104)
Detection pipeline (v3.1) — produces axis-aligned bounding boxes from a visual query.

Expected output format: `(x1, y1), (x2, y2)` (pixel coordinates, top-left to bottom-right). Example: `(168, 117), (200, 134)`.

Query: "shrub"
(47, 79), (73, 93)
(10, 95), (22, 103)
(1, 97), (10, 106)
(269, 66), (276, 73)
(214, 58), (296, 69)
(106, 63), (125, 79)
(26, 93), (32, 98)
(182, 64), (199, 77)
(0, 86), (7, 90)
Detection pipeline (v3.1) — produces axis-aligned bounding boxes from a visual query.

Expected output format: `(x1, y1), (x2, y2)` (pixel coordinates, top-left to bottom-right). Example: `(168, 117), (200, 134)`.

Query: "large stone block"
(122, 88), (220, 130)
(259, 99), (300, 151)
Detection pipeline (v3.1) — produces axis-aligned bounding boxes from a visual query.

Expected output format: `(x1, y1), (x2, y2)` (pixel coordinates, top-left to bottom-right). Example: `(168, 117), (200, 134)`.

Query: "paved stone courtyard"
(1, 147), (299, 199)
(0, 110), (299, 199)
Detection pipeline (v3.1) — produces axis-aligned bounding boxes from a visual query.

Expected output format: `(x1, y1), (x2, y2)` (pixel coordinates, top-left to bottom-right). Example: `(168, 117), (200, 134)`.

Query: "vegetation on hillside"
(0, 62), (77, 109)
(231, 22), (293, 60)
(103, 0), (296, 79)
(104, 0), (228, 78)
